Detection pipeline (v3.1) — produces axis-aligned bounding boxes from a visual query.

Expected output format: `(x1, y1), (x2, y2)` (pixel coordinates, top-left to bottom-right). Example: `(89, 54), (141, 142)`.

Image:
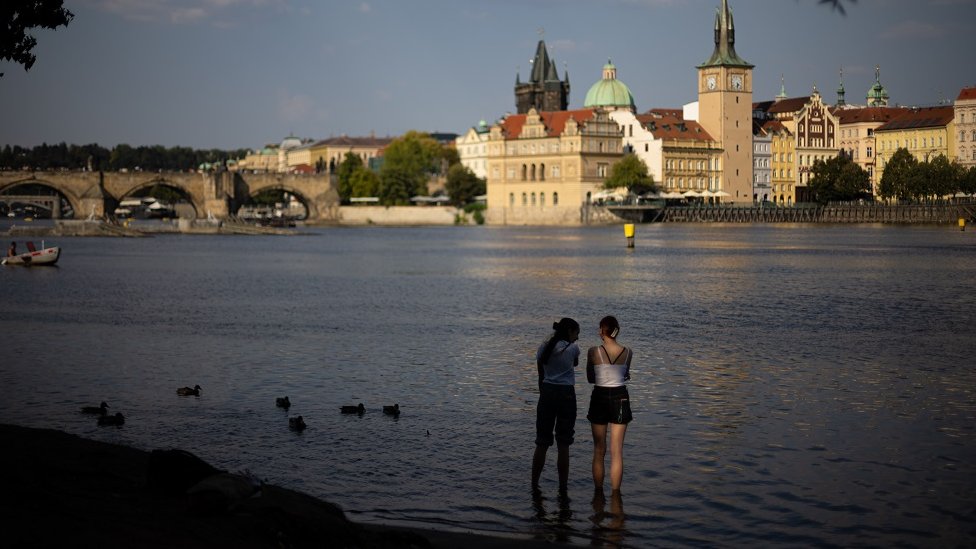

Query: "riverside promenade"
(657, 201), (976, 224)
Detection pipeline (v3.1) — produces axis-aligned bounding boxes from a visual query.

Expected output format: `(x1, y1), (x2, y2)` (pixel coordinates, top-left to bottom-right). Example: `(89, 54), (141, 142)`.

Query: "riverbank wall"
(659, 202), (976, 224)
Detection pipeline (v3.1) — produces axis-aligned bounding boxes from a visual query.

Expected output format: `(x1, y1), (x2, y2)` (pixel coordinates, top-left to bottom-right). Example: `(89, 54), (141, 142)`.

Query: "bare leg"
(591, 423), (608, 489)
(556, 442), (570, 493)
(532, 445), (548, 489)
(609, 423), (628, 493)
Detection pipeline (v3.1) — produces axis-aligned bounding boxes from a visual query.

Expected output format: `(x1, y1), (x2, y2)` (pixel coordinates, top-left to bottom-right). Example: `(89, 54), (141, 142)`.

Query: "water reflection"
(531, 488), (574, 543)
(590, 489), (626, 547)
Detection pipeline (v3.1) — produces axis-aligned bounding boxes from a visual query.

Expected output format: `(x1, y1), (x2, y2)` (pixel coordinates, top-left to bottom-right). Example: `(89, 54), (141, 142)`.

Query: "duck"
(288, 416), (307, 431)
(276, 396), (291, 410)
(340, 403), (365, 415)
(97, 412), (125, 426)
(382, 404), (400, 416)
(81, 401), (109, 415)
(177, 385), (201, 396)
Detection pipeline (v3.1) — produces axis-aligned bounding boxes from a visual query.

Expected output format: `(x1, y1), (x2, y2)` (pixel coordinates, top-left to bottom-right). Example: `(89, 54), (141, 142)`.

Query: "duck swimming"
(289, 416), (307, 431)
(276, 396), (291, 410)
(177, 385), (201, 396)
(81, 402), (109, 415)
(340, 403), (365, 415)
(98, 412), (125, 426)
(383, 404), (400, 416)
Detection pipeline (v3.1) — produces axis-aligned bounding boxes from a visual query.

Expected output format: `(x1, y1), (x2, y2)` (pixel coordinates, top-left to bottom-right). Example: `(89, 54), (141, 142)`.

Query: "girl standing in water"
(532, 317), (580, 495)
(586, 316), (633, 494)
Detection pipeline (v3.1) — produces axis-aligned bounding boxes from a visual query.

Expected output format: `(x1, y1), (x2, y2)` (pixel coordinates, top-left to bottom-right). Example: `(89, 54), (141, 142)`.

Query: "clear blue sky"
(2, 0), (974, 150)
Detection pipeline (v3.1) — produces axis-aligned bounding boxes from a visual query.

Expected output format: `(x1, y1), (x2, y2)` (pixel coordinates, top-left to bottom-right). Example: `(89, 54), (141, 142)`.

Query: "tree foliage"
(0, 142), (248, 172)
(604, 154), (657, 196)
(336, 152), (364, 203)
(376, 131), (456, 202)
(349, 167), (380, 198)
(878, 149), (966, 202)
(378, 167), (415, 206)
(444, 164), (485, 207)
(1, 0), (73, 77)
(808, 154), (870, 203)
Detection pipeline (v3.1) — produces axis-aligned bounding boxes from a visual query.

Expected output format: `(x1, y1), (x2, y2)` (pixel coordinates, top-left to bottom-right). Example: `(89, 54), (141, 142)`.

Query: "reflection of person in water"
(590, 490), (626, 545)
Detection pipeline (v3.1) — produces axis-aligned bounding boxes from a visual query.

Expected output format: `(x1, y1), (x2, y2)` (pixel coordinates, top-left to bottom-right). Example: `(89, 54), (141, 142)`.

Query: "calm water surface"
(1, 224), (974, 547)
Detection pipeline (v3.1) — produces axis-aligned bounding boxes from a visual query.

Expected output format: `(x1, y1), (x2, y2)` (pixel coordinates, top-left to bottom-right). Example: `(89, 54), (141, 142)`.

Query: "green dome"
(583, 61), (635, 110)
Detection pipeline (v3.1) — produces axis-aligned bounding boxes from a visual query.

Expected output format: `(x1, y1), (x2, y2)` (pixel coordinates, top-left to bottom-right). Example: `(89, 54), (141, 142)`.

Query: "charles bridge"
(0, 170), (340, 222)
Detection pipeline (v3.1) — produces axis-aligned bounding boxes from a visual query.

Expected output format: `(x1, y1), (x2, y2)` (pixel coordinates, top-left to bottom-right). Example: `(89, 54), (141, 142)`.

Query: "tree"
(809, 154), (869, 203)
(445, 164), (486, 207)
(603, 154), (657, 196)
(336, 152), (364, 203)
(349, 167), (380, 198)
(1, 1), (73, 77)
(878, 148), (917, 202)
(961, 167), (976, 197)
(924, 155), (961, 200)
(378, 167), (415, 206)
(380, 131), (444, 197)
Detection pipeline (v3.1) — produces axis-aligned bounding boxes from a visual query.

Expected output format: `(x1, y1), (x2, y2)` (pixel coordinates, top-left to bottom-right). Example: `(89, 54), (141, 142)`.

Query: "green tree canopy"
(378, 167), (415, 206)
(349, 167), (380, 198)
(379, 131), (445, 198)
(603, 154), (657, 196)
(445, 164), (486, 207)
(1, 0), (73, 77)
(336, 152), (364, 203)
(808, 154), (870, 203)
(878, 148), (917, 201)
(961, 167), (976, 196)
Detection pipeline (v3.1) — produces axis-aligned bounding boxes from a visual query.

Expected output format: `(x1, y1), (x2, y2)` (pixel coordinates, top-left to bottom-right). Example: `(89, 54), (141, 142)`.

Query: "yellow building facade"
(875, 106), (955, 182)
(836, 107), (910, 196)
(764, 120), (795, 204)
(485, 108), (624, 225)
(954, 87), (976, 169)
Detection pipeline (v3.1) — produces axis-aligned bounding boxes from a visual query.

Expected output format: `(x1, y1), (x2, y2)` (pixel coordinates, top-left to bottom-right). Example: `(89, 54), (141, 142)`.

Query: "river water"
(1, 223), (974, 547)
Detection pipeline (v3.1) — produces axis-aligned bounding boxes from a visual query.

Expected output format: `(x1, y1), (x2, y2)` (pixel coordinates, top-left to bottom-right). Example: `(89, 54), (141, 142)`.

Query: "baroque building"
(484, 108), (623, 225)
(794, 88), (839, 201)
(515, 40), (570, 114)
(955, 87), (976, 168)
(875, 106), (956, 183)
(456, 120), (491, 179)
(835, 107), (910, 196)
(696, 0), (755, 204)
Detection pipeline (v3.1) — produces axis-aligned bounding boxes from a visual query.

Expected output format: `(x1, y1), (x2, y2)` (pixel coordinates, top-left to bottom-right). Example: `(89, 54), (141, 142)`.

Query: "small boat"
(340, 403), (365, 415)
(3, 241), (61, 266)
(177, 385), (201, 396)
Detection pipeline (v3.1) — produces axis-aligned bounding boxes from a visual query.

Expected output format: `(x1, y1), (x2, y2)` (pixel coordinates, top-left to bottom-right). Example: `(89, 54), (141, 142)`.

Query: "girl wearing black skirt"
(586, 316), (633, 494)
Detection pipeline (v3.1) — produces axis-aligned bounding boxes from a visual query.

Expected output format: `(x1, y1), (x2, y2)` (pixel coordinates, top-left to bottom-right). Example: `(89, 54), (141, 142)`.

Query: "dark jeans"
(536, 383), (577, 447)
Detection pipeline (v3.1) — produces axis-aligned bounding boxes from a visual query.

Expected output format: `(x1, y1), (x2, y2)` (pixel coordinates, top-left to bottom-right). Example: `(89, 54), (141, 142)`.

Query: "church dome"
(280, 135), (303, 150)
(583, 61), (635, 111)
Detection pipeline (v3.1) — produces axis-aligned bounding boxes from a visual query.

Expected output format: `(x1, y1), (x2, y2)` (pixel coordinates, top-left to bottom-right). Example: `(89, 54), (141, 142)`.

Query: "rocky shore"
(1, 424), (559, 549)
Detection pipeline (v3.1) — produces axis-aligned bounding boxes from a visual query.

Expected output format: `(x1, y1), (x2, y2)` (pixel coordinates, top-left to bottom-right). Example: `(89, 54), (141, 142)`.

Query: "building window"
(522, 192), (527, 206)
(540, 193), (545, 207)
(531, 164), (536, 181)
(552, 165), (560, 178)
(867, 147), (872, 158)
(531, 192), (536, 206)
(540, 163), (546, 181)
(507, 168), (515, 180)
(597, 163), (608, 177)
(521, 165), (527, 181)
(553, 192), (559, 206)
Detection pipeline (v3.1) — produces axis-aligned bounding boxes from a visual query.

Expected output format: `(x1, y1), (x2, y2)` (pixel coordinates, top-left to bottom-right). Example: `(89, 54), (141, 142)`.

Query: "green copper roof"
(698, 0), (753, 69)
(583, 60), (635, 110)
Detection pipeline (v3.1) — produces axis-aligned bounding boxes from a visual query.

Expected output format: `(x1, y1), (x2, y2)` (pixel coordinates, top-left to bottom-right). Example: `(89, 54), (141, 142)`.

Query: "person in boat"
(532, 317), (580, 495)
(585, 316), (633, 495)
(7, 242), (15, 257)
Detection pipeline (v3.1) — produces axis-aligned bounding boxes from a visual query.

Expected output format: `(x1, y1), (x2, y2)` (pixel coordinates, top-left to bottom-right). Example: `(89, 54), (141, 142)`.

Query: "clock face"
(706, 75), (717, 90)
(731, 75), (743, 91)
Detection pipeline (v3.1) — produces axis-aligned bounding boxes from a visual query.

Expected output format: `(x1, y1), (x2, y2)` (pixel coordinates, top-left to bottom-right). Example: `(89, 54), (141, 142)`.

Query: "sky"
(2, 0), (974, 151)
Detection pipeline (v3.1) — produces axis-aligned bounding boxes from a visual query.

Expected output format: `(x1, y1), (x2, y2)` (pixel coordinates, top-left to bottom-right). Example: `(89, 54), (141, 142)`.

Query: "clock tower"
(697, 0), (754, 204)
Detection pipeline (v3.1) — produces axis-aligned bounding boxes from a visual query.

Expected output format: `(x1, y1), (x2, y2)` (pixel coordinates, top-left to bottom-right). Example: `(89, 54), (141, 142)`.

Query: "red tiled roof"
(636, 111), (715, 142)
(767, 96), (810, 115)
(876, 106), (955, 131)
(500, 109), (596, 139)
(958, 87), (976, 101)
(761, 119), (791, 135)
(835, 107), (912, 125)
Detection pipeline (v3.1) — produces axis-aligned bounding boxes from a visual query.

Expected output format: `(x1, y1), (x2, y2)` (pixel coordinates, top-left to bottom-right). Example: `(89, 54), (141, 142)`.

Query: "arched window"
(531, 192), (536, 206)
(531, 164), (536, 181)
(521, 165), (527, 181)
(522, 192), (527, 206)
(539, 164), (545, 181)
(509, 193), (514, 206)
(553, 192), (559, 206)
(540, 193), (546, 207)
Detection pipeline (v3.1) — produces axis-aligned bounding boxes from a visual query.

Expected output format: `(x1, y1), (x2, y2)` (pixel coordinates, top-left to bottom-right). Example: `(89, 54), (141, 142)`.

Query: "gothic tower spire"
(699, 0), (752, 68)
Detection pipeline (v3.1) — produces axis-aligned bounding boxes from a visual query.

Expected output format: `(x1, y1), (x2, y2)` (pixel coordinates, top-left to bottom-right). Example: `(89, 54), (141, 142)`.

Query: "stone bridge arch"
(102, 172), (213, 219)
(0, 172), (100, 218)
(233, 173), (339, 222)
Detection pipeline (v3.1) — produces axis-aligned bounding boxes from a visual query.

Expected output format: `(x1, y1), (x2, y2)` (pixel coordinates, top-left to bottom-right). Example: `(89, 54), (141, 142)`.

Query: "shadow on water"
(530, 488), (576, 543)
(589, 489), (627, 547)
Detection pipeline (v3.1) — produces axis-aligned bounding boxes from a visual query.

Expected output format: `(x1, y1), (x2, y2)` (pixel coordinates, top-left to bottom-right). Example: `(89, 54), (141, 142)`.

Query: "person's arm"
(623, 348), (632, 381)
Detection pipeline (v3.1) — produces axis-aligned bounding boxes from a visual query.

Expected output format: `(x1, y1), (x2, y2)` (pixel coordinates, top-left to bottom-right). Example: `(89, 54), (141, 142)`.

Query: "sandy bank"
(1, 424), (562, 549)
